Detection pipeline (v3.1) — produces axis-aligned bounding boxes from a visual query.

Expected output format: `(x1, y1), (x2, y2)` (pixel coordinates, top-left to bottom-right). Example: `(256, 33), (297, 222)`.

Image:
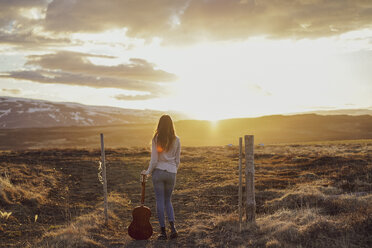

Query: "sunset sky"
(0, 0), (371, 120)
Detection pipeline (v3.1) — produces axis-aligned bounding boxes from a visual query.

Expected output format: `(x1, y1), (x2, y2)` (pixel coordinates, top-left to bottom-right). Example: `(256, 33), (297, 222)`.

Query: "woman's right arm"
(175, 138), (181, 168)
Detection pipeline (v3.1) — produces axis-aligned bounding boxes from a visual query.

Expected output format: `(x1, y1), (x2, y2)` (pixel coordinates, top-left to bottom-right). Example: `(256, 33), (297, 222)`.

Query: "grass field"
(0, 141), (371, 247)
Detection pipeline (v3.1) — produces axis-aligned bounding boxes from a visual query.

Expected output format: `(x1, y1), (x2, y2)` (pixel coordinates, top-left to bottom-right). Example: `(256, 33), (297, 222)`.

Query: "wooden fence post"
(245, 135), (256, 223)
(100, 133), (108, 225)
(238, 137), (243, 232)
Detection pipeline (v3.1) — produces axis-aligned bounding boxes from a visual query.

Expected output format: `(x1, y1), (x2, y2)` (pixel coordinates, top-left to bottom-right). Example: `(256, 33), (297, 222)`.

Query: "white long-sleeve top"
(145, 136), (181, 174)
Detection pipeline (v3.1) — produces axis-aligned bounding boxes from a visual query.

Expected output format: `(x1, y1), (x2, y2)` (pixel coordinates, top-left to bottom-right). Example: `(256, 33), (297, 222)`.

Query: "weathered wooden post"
(244, 135), (255, 223)
(100, 133), (108, 225)
(238, 137), (243, 232)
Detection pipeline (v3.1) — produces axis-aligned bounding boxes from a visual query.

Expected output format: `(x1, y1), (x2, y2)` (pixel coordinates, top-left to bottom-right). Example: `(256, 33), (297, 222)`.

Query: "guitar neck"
(141, 175), (146, 205)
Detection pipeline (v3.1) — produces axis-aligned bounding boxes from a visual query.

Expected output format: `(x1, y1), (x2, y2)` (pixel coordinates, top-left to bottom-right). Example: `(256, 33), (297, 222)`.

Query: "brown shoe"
(169, 221), (178, 239)
(157, 227), (167, 240)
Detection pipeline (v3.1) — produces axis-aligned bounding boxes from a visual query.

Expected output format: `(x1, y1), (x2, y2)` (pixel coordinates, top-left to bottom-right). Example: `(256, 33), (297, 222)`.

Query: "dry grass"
(37, 213), (104, 248)
(0, 141), (371, 247)
(0, 210), (12, 220)
(0, 163), (55, 207)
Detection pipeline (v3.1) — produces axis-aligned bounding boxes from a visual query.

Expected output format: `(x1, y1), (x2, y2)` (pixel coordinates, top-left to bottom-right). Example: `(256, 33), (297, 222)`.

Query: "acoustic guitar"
(128, 174), (153, 240)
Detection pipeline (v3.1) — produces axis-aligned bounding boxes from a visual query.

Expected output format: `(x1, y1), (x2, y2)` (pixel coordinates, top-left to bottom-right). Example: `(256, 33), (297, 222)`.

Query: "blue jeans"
(152, 169), (176, 228)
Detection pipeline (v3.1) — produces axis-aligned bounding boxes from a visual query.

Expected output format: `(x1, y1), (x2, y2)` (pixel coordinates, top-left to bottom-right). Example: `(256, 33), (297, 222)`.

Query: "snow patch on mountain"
(27, 107), (54, 113)
(0, 109), (11, 118)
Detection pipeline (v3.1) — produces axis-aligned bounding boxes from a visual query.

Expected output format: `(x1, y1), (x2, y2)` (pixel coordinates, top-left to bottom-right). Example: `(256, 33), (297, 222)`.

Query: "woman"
(141, 114), (181, 240)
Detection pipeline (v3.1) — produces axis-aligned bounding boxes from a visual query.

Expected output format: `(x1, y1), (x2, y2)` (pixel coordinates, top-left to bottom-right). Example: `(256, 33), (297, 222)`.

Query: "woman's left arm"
(144, 138), (158, 175)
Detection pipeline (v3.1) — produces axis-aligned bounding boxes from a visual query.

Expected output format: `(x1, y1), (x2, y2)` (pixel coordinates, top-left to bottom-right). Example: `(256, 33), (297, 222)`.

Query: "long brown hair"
(153, 115), (176, 152)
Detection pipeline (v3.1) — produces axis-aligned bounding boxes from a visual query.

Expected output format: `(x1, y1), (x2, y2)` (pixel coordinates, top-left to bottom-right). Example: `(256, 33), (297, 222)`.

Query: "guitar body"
(128, 206), (153, 240)
(128, 174), (153, 240)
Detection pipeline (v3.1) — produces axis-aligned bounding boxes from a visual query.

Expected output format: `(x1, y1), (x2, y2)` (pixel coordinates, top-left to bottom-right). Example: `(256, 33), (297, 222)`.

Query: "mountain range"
(0, 96), (187, 128)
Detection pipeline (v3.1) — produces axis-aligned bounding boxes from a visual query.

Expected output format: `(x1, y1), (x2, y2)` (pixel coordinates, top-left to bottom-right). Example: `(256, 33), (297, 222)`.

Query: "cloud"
(1, 51), (176, 99)
(1, 69), (163, 92)
(0, 0), (71, 48)
(26, 51), (177, 82)
(0, 0), (47, 25)
(114, 93), (157, 101)
(0, 30), (71, 48)
(1, 88), (21, 95)
(2, 0), (372, 47)
(44, 0), (184, 35)
(43, 0), (372, 42)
